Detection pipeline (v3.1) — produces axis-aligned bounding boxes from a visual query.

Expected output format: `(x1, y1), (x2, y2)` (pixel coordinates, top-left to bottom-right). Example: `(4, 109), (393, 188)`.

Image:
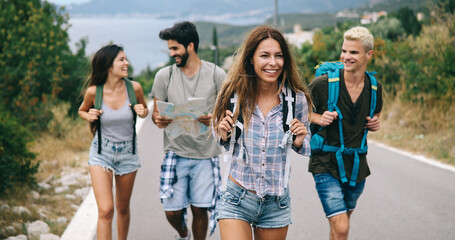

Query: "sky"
(46, 0), (90, 5)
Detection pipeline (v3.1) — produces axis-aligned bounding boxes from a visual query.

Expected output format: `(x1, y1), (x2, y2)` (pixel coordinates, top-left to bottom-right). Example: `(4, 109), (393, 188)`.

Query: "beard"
(175, 49), (189, 68)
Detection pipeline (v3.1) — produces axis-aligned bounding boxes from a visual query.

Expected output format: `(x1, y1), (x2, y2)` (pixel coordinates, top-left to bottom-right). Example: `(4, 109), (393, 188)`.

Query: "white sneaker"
(175, 230), (191, 240)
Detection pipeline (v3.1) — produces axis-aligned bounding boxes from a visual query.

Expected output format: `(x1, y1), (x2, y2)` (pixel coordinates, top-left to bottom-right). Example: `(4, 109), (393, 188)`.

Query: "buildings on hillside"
(284, 24), (315, 48)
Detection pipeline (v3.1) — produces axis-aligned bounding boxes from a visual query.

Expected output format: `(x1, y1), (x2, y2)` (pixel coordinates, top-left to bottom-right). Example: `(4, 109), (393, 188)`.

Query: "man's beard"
(175, 49), (189, 68)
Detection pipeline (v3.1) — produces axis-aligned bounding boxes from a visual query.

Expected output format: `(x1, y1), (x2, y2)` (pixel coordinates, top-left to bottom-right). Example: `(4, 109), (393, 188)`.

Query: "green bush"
(0, 110), (39, 196)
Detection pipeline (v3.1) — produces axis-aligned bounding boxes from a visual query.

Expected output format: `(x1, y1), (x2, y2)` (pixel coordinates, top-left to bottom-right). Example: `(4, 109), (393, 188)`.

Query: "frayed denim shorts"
(313, 173), (365, 218)
(88, 137), (140, 175)
(216, 178), (292, 229)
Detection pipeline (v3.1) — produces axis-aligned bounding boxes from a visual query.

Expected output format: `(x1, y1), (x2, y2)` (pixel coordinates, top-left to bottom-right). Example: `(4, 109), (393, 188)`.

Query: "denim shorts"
(216, 178), (292, 229)
(162, 157), (215, 211)
(88, 137), (140, 175)
(313, 173), (365, 218)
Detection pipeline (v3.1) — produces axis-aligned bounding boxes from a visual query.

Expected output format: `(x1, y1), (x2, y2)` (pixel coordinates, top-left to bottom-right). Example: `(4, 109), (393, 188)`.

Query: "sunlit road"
(109, 116), (455, 240)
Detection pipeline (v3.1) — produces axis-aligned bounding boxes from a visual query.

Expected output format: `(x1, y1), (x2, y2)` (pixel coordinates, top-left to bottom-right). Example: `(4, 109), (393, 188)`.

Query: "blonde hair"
(211, 25), (312, 136)
(344, 26), (374, 52)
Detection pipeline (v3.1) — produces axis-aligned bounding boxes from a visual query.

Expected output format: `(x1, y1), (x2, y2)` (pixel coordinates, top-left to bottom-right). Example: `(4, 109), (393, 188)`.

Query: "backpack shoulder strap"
(95, 85), (103, 110)
(282, 85), (296, 133)
(327, 69), (340, 113)
(124, 77), (137, 106)
(94, 85), (103, 154)
(314, 61), (344, 118)
(123, 77), (138, 154)
(165, 64), (174, 102)
(366, 72), (377, 118)
(227, 92), (243, 142)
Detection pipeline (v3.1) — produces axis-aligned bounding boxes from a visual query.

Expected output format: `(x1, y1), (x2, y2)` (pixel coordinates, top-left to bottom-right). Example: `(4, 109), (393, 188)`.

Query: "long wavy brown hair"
(212, 25), (312, 136)
(81, 44), (124, 135)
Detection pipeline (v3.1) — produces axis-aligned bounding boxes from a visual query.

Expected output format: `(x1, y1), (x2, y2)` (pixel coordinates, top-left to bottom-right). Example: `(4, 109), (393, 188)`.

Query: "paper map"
(156, 98), (209, 139)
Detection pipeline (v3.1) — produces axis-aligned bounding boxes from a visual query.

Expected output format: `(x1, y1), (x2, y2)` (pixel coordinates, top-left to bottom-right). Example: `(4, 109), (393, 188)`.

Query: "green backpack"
(94, 77), (138, 154)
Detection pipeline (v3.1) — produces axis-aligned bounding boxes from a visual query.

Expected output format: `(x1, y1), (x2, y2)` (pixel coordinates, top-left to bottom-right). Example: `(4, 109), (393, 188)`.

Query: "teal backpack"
(94, 77), (138, 154)
(310, 62), (377, 186)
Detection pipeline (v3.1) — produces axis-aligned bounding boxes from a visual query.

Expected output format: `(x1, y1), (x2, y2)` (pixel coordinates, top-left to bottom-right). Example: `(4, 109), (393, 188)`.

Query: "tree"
(0, 0), (89, 195)
(212, 26), (219, 66)
(394, 7), (422, 36)
(0, 0), (88, 127)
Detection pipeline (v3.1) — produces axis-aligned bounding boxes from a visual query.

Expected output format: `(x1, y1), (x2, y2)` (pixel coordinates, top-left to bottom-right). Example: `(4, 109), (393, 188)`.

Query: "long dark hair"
(82, 44), (124, 135)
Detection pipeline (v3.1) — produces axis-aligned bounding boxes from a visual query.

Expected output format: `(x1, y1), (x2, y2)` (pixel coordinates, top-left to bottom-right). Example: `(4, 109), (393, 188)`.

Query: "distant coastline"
(66, 16), (263, 74)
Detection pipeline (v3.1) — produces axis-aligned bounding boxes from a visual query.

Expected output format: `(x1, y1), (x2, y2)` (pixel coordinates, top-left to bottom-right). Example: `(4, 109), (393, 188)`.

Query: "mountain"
(65, 0), (369, 17)
(356, 0), (439, 13)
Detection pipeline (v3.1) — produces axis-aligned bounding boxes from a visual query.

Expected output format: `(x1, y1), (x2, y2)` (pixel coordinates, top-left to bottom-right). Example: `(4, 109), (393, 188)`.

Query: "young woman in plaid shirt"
(212, 25), (312, 240)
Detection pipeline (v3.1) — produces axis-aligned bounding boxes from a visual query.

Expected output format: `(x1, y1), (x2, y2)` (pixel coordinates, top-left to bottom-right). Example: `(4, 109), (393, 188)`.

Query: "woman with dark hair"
(212, 25), (312, 240)
(78, 44), (148, 240)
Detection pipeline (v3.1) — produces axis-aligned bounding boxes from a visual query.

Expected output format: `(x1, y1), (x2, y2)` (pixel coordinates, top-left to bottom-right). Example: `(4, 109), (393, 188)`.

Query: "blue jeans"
(88, 137), (140, 175)
(217, 178), (292, 228)
(313, 173), (365, 218)
(162, 156), (215, 211)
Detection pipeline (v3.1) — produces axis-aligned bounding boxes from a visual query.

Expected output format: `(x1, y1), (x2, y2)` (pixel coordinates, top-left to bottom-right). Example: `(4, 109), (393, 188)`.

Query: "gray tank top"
(100, 89), (134, 142)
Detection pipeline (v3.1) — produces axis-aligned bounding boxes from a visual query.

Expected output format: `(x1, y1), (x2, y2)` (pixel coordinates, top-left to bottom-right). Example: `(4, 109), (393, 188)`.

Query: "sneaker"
(175, 230), (191, 240)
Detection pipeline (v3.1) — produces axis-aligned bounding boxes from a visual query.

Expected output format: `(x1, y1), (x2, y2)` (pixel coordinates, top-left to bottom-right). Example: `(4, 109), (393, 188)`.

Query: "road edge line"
(370, 140), (455, 173)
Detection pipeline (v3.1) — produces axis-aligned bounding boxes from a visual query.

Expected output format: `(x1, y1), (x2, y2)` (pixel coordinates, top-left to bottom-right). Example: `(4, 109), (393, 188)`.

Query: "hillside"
(195, 0), (440, 47)
(356, 0), (439, 13)
(65, 0), (368, 17)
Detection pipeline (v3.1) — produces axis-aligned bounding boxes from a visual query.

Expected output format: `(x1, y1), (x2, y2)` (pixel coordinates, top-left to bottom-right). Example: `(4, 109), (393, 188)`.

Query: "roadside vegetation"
(294, 1), (455, 165)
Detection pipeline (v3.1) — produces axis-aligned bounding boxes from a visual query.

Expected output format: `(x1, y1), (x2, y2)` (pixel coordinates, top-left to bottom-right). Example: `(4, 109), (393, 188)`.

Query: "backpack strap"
(165, 64), (174, 102)
(279, 85), (296, 188)
(124, 77), (138, 154)
(95, 85), (103, 154)
(93, 78), (138, 155)
(221, 92), (243, 191)
(124, 77), (137, 106)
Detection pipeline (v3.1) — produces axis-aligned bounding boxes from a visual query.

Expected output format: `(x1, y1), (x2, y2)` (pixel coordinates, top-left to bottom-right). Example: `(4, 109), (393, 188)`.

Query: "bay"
(67, 17), (176, 75)
(67, 17), (264, 74)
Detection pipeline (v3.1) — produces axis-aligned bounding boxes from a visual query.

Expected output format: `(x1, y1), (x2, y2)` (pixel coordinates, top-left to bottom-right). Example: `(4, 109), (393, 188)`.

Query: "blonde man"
(308, 26), (383, 240)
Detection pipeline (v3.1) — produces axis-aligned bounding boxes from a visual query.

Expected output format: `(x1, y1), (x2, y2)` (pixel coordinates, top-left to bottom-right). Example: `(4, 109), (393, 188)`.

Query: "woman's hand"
(290, 118), (308, 148)
(218, 110), (234, 141)
(87, 108), (102, 122)
(133, 104), (148, 118)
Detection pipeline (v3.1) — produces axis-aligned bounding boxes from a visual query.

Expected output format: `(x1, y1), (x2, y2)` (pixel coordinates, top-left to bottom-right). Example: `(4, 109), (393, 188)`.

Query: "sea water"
(67, 16), (264, 74)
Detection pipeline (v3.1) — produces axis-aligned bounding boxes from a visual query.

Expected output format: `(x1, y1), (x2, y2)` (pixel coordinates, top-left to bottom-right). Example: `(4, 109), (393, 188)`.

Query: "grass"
(370, 94), (455, 165)
(0, 104), (92, 238)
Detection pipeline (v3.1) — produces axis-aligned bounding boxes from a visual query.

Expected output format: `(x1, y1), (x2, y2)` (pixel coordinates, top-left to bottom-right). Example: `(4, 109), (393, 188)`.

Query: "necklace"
(179, 64), (202, 101)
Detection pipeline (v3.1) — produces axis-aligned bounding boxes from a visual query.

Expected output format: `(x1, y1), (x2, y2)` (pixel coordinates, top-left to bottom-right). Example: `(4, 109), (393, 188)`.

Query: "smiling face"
(168, 39), (189, 67)
(251, 38), (284, 85)
(340, 39), (373, 73)
(109, 50), (129, 78)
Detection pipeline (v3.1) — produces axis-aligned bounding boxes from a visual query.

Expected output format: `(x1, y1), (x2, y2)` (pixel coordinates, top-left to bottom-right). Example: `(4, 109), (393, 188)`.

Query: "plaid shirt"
(221, 89), (311, 197)
(159, 151), (221, 236)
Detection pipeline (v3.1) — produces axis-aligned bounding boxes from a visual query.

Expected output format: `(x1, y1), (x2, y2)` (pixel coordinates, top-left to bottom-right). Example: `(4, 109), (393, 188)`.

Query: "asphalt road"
(108, 116), (455, 240)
